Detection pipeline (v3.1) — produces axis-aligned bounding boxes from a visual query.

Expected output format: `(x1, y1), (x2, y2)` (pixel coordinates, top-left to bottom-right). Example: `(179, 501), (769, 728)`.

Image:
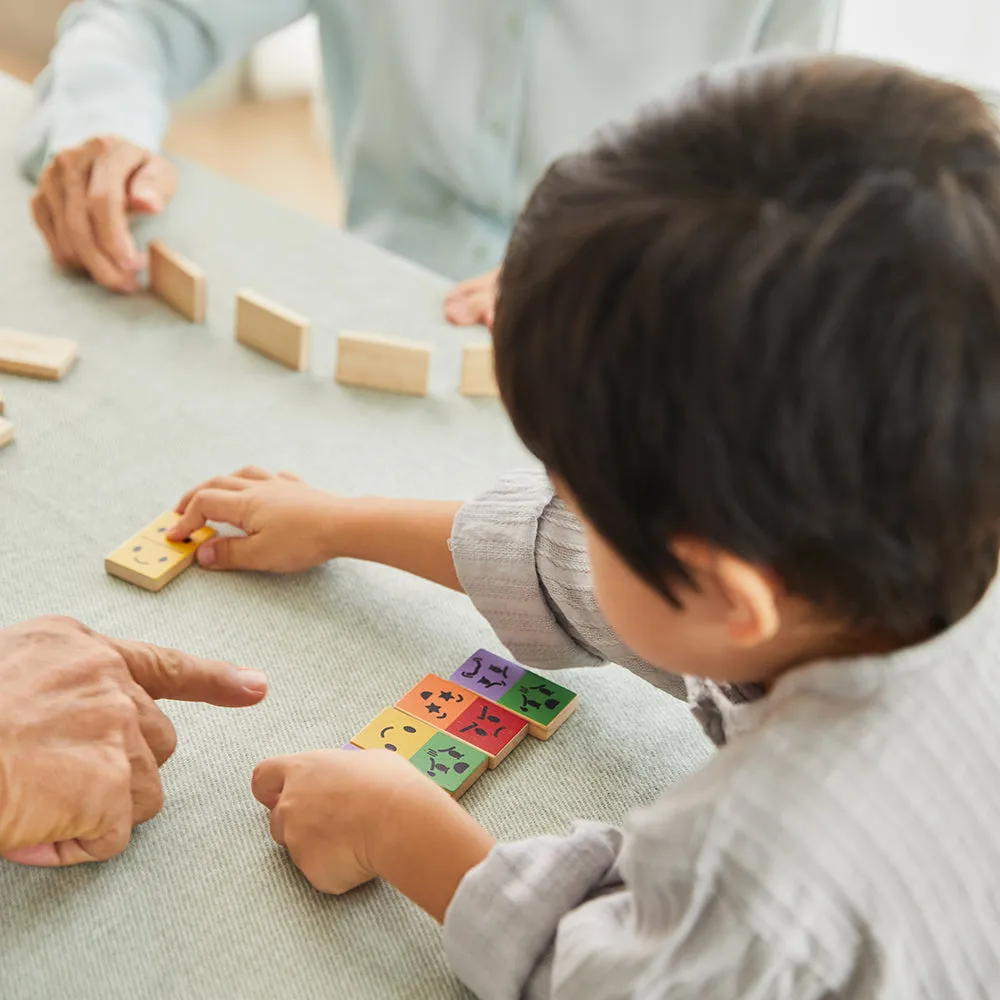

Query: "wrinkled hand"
(0, 616), (268, 867)
(171, 467), (349, 573)
(31, 136), (177, 292)
(252, 748), (444, 895)
(444, 267), (499, 329)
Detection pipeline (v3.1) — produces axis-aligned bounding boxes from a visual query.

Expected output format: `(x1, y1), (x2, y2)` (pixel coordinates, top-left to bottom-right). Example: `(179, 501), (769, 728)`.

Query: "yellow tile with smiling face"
(350, 708), (438, 758)
(139, 510), (216, 555)
(105, 535), (190, 592)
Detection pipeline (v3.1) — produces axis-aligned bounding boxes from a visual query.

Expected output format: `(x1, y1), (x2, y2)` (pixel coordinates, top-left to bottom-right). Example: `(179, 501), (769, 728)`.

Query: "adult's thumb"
(106, 636), (269, 707)
(127, 157), (177, 215)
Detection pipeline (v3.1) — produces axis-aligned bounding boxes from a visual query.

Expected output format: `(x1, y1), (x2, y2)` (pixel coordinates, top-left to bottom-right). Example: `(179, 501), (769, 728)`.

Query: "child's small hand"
(251, 748), (451, 896)
(169, 467), (354, 573)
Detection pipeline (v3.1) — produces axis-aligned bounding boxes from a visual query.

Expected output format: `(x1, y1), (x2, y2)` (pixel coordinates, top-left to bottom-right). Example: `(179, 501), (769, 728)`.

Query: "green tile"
(498, 670), (577, 727)
(409, 732), (488, 794)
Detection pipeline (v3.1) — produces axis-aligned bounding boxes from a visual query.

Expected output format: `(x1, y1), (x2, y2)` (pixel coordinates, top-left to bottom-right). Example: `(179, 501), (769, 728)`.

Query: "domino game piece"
(105, 510), (216, 592)
(460, 343), (499, 397)
(235, 290), (310, 371)
(449, 649), (579, 739)
(397, 676), (527, 768)
(0, 417), (14, 450)
(335, 332), (431, 396)
(148, 241), (206, 323)
(0, 329), (78, 380)
(350, 707), (439, 756)
(408, 732), (488, 799)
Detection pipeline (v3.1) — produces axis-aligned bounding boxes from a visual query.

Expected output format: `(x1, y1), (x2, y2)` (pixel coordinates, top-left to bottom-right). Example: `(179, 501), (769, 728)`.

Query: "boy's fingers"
(196, 535), (272, 572)
(126, 157), (177, 215)
(88, 144), (146, 271)
(102, 636), (269, 707)
(169, 489), (247, 539)
(175, 476), (255, 514)
(252, 758), (287, 810)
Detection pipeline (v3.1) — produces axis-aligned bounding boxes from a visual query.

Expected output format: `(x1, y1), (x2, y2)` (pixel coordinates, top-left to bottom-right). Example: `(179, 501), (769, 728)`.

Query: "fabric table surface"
(0, 73), (711, 1000)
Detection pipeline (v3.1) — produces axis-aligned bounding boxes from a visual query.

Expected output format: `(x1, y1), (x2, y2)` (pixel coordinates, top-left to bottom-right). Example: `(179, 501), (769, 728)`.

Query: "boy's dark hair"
(494, 56), (1000, 636)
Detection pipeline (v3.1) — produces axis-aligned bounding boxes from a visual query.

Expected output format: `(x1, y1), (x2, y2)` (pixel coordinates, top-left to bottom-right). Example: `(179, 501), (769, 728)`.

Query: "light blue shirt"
(19, 0), (840, 280)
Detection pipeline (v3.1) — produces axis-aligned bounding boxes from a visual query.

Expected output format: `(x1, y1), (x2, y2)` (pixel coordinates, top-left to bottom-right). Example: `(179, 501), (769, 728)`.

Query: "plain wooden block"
(335, 332), (431, 396)
(449, 649), (580, 740)
(148, 241), (207, 323)
(0, 329), (78, 381)
(235, 290), (310, 371)
(0, 417), (14, 450)
(105, 510), (216, 593)
(460, 343), (499, 397)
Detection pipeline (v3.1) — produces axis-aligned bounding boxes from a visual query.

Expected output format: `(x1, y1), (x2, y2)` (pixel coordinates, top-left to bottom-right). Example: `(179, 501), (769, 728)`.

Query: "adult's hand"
(31, 136), (177, 293)
(0, 616), (267, 867)
(444, 267), (499, 329)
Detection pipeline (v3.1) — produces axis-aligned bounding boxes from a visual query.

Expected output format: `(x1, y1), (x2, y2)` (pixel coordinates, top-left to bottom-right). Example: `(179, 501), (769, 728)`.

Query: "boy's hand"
(253, 748), (496, 920)
(170, 467), (347, 573)
(444, 267), (499, 329)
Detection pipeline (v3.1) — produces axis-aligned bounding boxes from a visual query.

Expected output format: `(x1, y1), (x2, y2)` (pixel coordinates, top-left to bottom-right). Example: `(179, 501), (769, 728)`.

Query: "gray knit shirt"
(442, 470), (1000, 999)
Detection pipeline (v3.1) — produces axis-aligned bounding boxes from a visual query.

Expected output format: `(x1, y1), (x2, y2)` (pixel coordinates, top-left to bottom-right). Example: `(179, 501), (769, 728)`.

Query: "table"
(0, 73), (710, 1000)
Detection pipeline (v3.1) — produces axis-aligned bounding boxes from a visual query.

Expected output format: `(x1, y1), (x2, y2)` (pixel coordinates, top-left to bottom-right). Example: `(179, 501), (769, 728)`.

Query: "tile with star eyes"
(349, 708), (438, 757)
(396, 675), (475, 728)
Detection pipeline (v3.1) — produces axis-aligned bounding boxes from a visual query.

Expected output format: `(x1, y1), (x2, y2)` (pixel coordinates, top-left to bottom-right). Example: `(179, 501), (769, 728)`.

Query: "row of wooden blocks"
(344, 649), (579, 798)
(149, 241), (498, 398)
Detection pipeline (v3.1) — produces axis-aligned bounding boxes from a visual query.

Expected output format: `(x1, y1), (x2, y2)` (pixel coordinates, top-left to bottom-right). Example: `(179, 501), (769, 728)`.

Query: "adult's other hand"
(31, 136), (177, 293)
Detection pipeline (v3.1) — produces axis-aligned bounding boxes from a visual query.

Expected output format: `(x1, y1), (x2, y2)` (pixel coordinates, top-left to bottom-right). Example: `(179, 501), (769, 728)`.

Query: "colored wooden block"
(460, 343), (499, 397)
(445, 698), (527, 768)
(235, 290), (310, 371)
(335, 332), (431, 396)
(497, 672), (579, 740)
(350, 707), (438, 757)
(396, 674), (477, 728)
(148, 241), (206, 323)
(408, 732), (488, 799)
(340, 742), (362, 752)
(0, 329), (78, 380)
(0, 417), (14, 450)
(449, 650), (579, 740)
(105, 510), (216, 592)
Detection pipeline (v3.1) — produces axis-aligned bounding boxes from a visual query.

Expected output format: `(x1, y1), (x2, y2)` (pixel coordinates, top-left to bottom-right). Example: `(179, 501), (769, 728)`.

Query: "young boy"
(170, 56), (1000, 997)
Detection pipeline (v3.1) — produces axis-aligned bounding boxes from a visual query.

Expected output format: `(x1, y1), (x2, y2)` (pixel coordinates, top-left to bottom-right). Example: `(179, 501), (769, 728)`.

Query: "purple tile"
(449, 649), (526, 700)
(341, 742), (362, 751)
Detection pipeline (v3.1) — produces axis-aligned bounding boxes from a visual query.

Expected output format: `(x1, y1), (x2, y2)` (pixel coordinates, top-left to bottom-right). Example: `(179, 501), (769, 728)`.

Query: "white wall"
(837, 0), (1000, 93)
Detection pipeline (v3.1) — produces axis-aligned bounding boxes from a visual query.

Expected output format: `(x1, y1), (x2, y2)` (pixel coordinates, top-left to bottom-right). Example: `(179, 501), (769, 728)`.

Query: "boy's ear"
(673, 538), (781, 646)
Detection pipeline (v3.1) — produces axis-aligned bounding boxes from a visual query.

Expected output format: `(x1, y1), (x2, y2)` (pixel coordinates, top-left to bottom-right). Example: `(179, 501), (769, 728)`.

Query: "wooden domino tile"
(105, 510), (216, 593)
(348, 709), (488, 798)
(449, 649), (579, 740)
(235, 290), (310, 371)
(460, 343), (499, 398)
(0, 329), (78, 381)
(397, 675), (527, 768)
(148, 241), (206, 323)
(0, 417), (14, 450)
(335, 332), (431, 396)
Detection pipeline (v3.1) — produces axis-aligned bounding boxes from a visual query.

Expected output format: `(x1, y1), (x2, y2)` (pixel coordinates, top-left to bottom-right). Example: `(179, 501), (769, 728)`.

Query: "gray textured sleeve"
(18, 0), (310, 179)
(450, 469), (685, 698)
(442, 822), (624, 1000)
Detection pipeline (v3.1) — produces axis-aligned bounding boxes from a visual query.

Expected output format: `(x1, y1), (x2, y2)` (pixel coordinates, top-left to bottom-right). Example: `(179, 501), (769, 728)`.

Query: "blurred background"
(0, 0), (997, 227)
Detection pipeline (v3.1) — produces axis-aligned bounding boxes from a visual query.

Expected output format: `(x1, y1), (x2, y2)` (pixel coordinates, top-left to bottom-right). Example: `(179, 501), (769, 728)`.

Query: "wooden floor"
(0, 49), (342, 226)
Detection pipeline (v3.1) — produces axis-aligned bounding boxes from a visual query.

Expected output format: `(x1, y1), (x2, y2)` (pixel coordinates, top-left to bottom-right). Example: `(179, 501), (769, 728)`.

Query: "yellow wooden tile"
(350, 708), (438, 758)
(139, 510), (216, 555)
(105, 535), (190, 592)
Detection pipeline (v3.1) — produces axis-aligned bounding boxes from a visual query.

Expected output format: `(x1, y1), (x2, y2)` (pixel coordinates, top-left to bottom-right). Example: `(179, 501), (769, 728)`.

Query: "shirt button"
(490, 119), (509, 140)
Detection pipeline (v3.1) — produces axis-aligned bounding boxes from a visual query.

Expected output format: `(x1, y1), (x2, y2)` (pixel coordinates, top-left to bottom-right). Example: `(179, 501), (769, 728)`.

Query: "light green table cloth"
(0, 73), (711, 1000)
